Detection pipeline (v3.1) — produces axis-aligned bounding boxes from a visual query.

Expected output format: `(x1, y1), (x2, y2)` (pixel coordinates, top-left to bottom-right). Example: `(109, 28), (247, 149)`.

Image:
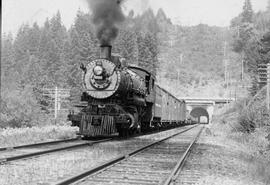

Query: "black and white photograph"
(1, 0), (270, 184)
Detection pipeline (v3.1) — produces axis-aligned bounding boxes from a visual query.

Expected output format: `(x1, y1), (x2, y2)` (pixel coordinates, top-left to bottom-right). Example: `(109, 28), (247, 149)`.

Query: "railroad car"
(68, 45), (194, 137)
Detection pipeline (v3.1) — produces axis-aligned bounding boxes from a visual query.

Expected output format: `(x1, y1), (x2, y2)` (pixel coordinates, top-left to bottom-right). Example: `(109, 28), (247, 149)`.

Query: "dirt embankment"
(185, 123), (270, 185)
(181, 87), (270, 185)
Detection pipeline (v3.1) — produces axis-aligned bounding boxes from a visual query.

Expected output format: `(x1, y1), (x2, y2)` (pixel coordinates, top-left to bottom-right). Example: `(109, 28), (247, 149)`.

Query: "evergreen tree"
(254, 11), (270, 32)
(48, 11), (68, 86)
(13, 24), (35, 88)
(73, 11), (98, 61)
(1, 33), (15, 78)
(259, 31), (270, 64)
(68, 11), (98, 88)
(38, 18), (50, 59)
(37, 12), (69, 87)
(134, 9), (159, 34)
(242, 0), (254, 23)
(144, 33), (158, 76)
(13, 24), (31, 62)
(1, 29), (46, 127)
(240, 27), (270, 95)
(231, 0), (254, 53)
(114, 29), (138, 65)
(68, 27), (83, 87)
(137, 32), (151, 69)
(136, 32), (158, 76)
(28, 22), (41, 55)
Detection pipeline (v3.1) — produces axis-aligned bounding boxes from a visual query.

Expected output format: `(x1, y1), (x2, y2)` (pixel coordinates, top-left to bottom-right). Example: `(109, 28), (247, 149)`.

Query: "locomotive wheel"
(141, 122), (151, 132)
(128, 127), (140, 135)
(118, 128), (129, 137)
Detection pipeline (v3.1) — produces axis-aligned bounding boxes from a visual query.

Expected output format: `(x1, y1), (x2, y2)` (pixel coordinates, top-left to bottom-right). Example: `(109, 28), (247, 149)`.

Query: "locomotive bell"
(100, 45), (112, 59)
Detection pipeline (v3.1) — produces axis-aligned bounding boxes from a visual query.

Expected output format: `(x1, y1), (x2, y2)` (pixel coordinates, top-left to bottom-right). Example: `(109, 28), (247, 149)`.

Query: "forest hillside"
(1, 3), (270, 127)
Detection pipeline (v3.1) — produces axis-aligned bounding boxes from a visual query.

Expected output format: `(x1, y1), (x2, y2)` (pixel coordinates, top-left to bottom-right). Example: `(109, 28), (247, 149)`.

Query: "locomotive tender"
(68, 45), (189, 137)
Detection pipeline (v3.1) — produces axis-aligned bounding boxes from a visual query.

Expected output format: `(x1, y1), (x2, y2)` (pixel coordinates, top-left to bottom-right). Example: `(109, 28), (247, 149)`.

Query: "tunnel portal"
(190, 107), (209, 124)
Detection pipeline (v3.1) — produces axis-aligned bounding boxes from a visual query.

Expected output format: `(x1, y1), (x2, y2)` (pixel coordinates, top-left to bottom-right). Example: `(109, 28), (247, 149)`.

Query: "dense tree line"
(1, 9), (159, 127)
(3, 3), (262, 127)
(230, 0), (270, 95)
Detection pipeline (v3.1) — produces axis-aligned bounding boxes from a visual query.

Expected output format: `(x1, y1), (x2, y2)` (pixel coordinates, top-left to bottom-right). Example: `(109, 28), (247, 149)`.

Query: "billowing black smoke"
(87, 0), (125, 45)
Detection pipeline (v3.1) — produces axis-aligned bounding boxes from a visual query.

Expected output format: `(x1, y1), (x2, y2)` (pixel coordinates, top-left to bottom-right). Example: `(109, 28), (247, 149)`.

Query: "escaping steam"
(86, 0), (125, 45)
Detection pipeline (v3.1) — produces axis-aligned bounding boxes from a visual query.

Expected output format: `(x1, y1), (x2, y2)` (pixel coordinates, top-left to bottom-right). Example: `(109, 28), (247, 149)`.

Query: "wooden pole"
(267, 63), (270, 113)
(223, 41), (229, 110)
(178, 53), (183, 87)
(223, 41), (227, 83)
(54, 86), (58, 123)
(241, 54), (244, 81)
(180, 53), (183, 65)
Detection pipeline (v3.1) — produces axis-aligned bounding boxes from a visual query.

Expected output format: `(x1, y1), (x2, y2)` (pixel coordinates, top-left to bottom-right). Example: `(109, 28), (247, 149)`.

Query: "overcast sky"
(2, 0), (269, 35)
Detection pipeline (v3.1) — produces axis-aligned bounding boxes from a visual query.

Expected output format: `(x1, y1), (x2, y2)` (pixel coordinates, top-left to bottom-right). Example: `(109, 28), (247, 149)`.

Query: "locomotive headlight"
(93, 66), (103, 76)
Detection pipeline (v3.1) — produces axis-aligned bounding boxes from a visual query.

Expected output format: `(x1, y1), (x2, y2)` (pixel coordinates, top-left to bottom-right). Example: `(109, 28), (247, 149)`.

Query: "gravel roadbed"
(0, 126), (192, 185)
(176, 127), (269, 185)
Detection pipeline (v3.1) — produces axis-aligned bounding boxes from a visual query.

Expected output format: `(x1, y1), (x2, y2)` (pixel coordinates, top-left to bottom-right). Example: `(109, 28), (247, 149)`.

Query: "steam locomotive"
(68, 45), (192, 137)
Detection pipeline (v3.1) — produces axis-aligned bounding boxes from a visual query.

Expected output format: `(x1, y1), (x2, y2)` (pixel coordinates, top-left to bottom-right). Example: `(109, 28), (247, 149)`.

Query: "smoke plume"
(87, 0), (125, 45)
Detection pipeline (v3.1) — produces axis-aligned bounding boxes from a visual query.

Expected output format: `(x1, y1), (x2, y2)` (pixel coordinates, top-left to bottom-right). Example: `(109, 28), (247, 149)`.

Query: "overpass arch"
(190, 107), (209, 123)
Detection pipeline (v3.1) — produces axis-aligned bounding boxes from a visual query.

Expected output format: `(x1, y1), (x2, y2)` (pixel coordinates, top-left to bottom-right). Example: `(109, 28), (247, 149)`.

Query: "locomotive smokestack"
(100, 45), (112, 59)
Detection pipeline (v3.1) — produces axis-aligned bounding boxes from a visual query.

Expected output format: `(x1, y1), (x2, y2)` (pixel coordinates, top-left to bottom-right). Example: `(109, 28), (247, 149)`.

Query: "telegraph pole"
(54, 86), (58, 121)
(223, 41), (230, 107)
(267, 63), (270, 112)
(42, 87), (70, 124)
(223, 41), (227, 83)
(177, 53), (183, 85)
(180, 53), (183, 65)
(241, 53), (244, 82)
(229, 72), (232, 100)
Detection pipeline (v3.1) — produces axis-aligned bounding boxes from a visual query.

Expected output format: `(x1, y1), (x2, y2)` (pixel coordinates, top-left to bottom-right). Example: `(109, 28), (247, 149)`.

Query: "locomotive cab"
(127, 65), (157, 130)
(128, 65), (156, 103)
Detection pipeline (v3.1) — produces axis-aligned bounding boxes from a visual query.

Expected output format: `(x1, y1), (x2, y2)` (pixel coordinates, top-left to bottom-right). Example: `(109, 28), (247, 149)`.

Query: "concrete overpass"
(181, 97), (235, 124)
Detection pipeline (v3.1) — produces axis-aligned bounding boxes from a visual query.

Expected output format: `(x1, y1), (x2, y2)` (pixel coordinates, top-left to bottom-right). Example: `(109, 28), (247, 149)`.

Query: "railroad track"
(0, 137), (81, 151)
(0, 124), (192, 165)
(55, 124), (203, 185)
(0, 138), (111, 164)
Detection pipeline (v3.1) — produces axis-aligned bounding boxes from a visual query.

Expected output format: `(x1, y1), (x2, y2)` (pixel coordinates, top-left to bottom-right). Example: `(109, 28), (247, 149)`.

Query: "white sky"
(2, 0), (269, 35)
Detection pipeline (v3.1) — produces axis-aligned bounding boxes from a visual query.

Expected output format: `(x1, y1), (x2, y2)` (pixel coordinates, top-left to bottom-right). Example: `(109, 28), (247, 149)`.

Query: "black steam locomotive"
(68, 45), (190, 137)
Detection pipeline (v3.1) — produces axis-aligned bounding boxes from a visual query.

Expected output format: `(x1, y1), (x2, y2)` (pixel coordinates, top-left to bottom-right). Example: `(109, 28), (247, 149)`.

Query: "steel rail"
(119, 123), (193, 140)
(162, 126), (204, 185)
(0, 138), (111, 164)
(54, 125), (199, 185)
(0, 137), (81, 151)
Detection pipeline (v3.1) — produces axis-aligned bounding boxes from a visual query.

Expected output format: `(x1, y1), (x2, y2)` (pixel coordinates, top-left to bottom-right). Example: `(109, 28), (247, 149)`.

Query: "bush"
(0, 85), (51, 128)
(0, 125), (78, 147)
(213, 98), (252, 133)
(238, 87), (270, 132)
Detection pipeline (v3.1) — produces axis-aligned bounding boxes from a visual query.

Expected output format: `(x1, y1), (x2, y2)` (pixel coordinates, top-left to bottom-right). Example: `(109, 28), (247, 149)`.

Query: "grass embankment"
(0, 125), (78, 147)
(198, 87), (270, 184)
(201, 115), (270, 184)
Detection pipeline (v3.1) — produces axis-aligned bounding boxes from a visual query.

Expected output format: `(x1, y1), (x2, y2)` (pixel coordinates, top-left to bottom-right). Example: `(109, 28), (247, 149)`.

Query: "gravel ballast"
(176, 126), (270, 185)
